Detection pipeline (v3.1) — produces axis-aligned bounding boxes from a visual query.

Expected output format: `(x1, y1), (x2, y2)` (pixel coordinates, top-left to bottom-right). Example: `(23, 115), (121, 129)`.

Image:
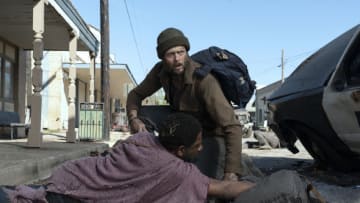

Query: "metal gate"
(79, 103), (104, 141)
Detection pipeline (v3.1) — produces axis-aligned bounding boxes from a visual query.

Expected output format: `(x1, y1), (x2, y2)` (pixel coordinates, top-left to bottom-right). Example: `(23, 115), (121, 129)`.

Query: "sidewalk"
(0, 131), (131, 185)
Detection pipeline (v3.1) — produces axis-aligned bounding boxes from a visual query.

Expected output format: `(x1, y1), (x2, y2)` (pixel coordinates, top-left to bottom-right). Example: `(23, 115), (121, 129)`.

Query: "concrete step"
(0, 134), (109, 185)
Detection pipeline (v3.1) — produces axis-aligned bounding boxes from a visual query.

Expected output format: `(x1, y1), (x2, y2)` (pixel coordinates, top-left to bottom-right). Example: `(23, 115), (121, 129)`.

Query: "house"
(40, 25), (137, 132)
(255, 80), (283, 129)
(0, 0), (102, 147)
(245, 96), (256, 122)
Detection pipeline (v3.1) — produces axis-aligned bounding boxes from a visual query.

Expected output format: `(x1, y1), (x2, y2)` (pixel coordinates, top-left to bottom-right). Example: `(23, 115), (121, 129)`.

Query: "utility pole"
(281, 49), (285, 83)
(100, 0), (110, 140)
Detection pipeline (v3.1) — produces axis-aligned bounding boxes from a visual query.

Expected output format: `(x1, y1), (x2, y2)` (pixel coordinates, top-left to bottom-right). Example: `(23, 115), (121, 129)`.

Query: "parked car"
(268, 24), (360, 171)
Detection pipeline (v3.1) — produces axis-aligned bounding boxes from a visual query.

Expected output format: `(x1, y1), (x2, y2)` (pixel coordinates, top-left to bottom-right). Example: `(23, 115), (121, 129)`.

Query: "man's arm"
(127, 109), (147, 133)
(198, 74), (243, 179)
(126, 63), (163, 133)
(208, 178), (255, 200)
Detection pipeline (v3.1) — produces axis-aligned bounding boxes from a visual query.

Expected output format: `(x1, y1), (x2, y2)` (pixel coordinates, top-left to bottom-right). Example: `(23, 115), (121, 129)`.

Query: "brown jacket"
(126, 59), (242, 174)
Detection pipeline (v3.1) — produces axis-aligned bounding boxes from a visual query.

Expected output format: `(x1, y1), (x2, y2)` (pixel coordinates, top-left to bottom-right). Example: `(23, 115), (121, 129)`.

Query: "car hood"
(269, 24), (360, 101)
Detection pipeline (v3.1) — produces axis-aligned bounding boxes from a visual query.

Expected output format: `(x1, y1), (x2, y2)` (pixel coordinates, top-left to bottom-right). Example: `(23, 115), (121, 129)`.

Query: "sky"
(71, 0), (360, 87)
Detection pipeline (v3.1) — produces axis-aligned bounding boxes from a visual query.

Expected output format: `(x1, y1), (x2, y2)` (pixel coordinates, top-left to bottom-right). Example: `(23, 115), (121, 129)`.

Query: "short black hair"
(158, 113), (202, 151)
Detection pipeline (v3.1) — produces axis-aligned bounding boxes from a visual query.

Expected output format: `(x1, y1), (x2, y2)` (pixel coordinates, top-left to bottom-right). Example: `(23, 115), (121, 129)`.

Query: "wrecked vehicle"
(268, 24), (360, 171)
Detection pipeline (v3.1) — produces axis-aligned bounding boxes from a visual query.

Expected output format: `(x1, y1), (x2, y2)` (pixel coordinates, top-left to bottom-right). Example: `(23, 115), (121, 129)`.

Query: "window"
(344, 37), (360, 87)
(4, 60), (13, 99)
(0, 39), (16, 111)
(347, 52), (360, 86)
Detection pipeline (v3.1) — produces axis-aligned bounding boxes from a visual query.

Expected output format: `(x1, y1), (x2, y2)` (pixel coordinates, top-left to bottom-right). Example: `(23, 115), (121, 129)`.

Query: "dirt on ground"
(242, 136), (360, 203)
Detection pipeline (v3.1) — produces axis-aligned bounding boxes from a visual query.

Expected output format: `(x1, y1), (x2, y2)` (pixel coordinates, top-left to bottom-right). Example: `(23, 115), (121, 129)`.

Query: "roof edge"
(49, 0), (99, 53)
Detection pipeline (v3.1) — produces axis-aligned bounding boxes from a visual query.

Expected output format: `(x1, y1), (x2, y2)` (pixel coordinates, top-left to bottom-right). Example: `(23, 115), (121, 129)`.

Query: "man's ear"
(175, 145), (186, 158)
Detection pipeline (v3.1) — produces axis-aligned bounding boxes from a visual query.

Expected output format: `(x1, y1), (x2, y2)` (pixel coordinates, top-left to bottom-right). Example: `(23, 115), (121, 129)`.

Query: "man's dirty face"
(163, 46), (188, 75)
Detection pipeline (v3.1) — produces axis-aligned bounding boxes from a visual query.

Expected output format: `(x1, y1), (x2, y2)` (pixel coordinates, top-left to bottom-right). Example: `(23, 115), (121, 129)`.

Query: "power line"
(123, 0), (145, 73)
(253, 49), (315, 74)
(286, 49), (316, 61)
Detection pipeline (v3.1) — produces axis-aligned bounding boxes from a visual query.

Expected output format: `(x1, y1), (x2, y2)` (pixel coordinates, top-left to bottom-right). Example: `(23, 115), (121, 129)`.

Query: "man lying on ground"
(1, 113), (255, 203)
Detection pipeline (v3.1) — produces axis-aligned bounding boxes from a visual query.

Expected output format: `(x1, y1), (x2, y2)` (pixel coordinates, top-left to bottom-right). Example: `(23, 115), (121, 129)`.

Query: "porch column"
(27, 0), (45, 147)
(66, 32), (78, 143)
(89, 51), (95, 103)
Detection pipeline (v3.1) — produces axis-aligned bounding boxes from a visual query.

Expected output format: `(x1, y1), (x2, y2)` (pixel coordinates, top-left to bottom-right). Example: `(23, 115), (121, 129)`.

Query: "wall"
(255, 81), (282, 129)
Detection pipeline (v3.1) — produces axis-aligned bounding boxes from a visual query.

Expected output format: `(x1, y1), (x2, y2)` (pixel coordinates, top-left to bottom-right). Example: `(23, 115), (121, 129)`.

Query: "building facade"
(40, 26), (137, 131)
(0, 0), (99, 146)
(255, 80), (283, 129)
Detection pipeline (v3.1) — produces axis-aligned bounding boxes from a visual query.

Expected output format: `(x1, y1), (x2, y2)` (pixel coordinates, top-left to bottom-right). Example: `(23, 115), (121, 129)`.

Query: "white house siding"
(41, 52), (68, 130)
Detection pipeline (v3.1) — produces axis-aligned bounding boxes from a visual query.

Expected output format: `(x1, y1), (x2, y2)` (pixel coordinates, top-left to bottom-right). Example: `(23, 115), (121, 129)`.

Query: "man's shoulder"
(190, 60), (217, 83)
(195, 72), (219, 88)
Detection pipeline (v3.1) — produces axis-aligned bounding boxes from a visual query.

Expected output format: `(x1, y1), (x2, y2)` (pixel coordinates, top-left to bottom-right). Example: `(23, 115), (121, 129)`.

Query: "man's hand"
(223, 172), (239, 181)
(129, 118), (148, 134)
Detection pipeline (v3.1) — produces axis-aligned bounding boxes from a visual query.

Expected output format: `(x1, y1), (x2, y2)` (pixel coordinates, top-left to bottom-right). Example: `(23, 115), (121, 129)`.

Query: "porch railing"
(78, 102), (104, 141)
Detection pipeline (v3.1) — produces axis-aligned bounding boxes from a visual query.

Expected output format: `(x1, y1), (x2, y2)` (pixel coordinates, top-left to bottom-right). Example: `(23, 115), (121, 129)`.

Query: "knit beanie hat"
(156, 28), (190, 59)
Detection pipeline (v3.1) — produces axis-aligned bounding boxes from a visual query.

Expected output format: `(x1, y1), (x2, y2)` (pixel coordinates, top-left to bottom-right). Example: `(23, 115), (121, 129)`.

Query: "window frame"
(0, 38), (18, 111)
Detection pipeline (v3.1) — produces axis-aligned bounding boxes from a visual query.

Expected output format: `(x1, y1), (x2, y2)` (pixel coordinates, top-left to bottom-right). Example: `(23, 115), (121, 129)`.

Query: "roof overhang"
(0, 0), (98, 52)
(63, 63), (137, 99)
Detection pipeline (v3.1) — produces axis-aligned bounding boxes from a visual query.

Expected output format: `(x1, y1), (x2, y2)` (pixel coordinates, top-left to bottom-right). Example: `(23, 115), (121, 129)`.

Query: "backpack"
(191, 46), (256, 108)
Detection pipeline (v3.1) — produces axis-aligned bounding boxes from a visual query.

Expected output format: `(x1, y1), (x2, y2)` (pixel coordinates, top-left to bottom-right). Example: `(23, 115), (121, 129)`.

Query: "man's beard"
(164, 57), (190, 74)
